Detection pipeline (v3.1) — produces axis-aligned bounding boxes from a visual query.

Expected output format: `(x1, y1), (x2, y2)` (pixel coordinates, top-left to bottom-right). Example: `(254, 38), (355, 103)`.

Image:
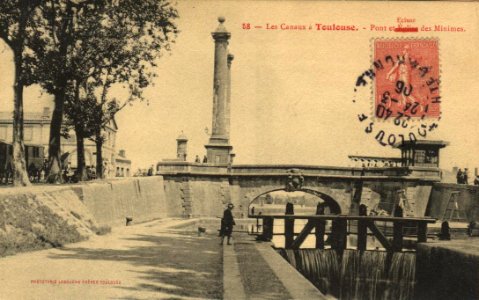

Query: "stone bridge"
(157, 162), (442, 218)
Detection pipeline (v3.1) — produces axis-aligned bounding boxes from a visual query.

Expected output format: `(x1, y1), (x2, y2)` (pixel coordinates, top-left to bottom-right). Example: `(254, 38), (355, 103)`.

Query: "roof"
(395, 140), (449, 149)
(115, 157), (131, 164)
(176, 132), (188, 141)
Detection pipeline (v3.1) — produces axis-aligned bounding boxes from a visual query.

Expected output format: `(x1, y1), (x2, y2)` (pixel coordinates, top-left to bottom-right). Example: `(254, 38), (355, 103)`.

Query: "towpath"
(0, 219), (222, 300)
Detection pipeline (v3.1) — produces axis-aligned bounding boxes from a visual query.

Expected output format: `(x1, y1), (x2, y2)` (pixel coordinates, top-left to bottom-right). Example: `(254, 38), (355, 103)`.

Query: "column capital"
(212, 16), (231, 41)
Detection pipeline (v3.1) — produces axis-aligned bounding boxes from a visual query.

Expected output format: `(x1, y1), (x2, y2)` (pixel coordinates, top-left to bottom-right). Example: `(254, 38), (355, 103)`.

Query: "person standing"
(40, 168), (45, 183)
(456, 169), (463, 184)
(147, 165), (154, 176)
(464, 168), (469, 185)
(220, 203), (235, 245)
(103, 161), (109, 179)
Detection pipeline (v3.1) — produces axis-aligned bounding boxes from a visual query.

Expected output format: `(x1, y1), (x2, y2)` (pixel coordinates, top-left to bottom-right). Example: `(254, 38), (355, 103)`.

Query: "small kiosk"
(396, 140), (448, 168)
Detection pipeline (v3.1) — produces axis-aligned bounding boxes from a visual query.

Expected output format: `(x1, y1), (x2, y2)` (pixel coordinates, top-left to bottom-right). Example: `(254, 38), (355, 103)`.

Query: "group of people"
(456, 168), (479, 185)
(62, 164), (98, 183)
(133, 165), (155, 177)
(62, 163), (75, 183)
(26, 159), (52, 183)
(26, 160), (99, 184)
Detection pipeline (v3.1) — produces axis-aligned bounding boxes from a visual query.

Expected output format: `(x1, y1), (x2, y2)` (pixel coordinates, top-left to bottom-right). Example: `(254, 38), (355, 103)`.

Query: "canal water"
(269, 219), (417, 299)
(279, 248), (416, 300)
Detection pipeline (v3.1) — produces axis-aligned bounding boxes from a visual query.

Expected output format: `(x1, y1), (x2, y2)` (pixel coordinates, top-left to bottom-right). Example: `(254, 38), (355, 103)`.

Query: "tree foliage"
(28, 0), (179, 181)
(0, 0), (178, 184)
(64, 0), (179, 178)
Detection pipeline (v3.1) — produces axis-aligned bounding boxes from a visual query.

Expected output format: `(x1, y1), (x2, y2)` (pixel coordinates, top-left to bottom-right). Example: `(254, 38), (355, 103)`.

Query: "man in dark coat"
(456, 169), (463, 184)
(220, 203), (235, 245)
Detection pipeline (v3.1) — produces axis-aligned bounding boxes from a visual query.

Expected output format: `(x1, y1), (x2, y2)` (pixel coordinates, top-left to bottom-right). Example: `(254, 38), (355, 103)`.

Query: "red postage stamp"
(373, 39), (440, 119)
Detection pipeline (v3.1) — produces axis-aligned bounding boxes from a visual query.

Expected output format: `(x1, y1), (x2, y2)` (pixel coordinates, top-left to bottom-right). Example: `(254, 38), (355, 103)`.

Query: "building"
(115, 149), (132, 177)
(349, 140), (449, 169)
(0, 107), (121, 177)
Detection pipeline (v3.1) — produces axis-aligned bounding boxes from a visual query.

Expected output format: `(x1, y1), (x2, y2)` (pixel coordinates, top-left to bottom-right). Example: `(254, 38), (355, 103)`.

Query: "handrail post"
(315, 203), (326, 249)
(285, 203), (295, 248)
(393, 205), (404, 252)
(262, 216), (274, 241)
(417, 222), (428, 243)
(357, 204), (367, 251)
(331, 218), (347, 252)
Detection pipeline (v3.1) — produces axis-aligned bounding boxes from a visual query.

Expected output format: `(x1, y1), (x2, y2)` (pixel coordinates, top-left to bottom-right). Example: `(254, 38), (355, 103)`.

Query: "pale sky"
(1, 1), (479, 171)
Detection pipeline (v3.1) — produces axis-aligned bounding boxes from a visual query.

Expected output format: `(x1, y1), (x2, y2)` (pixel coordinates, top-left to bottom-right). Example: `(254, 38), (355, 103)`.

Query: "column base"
(205, 141), (233, 165)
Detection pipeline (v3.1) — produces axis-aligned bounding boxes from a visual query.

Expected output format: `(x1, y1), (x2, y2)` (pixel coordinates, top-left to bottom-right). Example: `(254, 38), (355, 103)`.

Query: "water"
(270, 219), (319, 248)
(279, 249), (416, 300)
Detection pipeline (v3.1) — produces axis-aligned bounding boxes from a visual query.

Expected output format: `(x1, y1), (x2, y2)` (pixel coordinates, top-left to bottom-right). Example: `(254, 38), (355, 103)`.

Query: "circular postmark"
(353, 38), (441, 148)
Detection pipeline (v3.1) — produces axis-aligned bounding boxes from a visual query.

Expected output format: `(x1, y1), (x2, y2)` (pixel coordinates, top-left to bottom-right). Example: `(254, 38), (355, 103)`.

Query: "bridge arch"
(248, 188), (342, 215)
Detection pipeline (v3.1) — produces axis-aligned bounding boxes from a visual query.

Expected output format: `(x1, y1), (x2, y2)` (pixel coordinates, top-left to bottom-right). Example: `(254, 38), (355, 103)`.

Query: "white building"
(115, 149), (132, 177)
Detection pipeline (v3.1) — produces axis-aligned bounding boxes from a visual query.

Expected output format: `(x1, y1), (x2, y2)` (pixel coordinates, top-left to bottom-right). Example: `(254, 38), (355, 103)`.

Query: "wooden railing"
(249, 205), (436, 252)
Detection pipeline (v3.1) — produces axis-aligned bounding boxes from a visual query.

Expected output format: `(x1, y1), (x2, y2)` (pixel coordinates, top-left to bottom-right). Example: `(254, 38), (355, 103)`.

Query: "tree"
(63, 82), (97, 181)
(0, 0), (42, 186)
(62, 0), (178, 179)
(30, 0), (178, 182)
(26, 0), (97, 182)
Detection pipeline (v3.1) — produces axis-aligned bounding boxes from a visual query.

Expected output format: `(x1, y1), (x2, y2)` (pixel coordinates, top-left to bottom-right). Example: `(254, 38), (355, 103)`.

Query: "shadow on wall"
(46, 230), (222, 299)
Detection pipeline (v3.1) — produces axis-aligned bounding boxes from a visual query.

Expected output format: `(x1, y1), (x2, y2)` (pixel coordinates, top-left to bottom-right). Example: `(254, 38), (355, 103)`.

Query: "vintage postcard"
(0, 1), (478, 299)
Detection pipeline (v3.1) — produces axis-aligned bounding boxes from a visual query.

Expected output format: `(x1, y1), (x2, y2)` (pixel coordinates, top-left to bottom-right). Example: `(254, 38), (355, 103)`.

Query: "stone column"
(211, 16), (230, 139)
(205, 17), (233, 165)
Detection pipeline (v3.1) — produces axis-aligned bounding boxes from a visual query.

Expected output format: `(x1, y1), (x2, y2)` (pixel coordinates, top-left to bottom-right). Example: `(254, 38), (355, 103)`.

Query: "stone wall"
(162, 176), (229, 218)
(426, 183), (479, 221)
(162, 176), (191, 218)
(78, 176), (170, 226)
(189, 178), (230, 218)
(416, 241), (479, 300)
(0, 176), (173, 257)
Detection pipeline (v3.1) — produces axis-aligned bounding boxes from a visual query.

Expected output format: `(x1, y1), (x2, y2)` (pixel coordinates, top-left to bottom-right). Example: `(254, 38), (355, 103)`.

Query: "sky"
(1, 1), (479, 171)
